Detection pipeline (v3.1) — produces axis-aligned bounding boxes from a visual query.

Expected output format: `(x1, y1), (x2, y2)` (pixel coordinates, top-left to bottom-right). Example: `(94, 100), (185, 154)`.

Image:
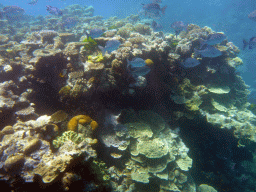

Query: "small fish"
(46, 5), (63, 16)
(171, 21), (187, 37)
(243, 37), (256, 50)
(59, 69), (67, 78)
(180, 58), (200, 68)
(86, 28), (104, 39)
(142, 3), (167, 18)
(127, 57), (151, 77)
(151, 20), (163, 31)
(200, 32), (226, 48)
(28, 0), (38, 5)
(194, 45), (222, 58)
(98, 39), (121, 55)
(151, 0), (162, 3)
(248, 10), (256, 21)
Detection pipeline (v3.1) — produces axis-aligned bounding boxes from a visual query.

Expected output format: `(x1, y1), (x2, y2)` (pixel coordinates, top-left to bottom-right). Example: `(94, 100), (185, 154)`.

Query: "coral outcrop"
(100, 109), (195, 191)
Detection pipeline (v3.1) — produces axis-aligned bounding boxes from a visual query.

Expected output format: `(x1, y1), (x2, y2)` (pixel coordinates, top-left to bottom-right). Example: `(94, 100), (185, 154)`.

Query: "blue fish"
(248, 10), (256, 21)
(86, 29), (104, 39)
(127, 57), (151, 77)
(151, 20), (163, 31)
(200, 32), (226, 48)
(28, 0), (38, 5)
(142, 3), (167, 18)
(243, 37), (256, 50)
(46, 5), (63, 16)
(151, 0), (162, 3)
(194, 45), (222, 58)
(171, 21), (188, 37)
(180, 58), (200, 68)
(98, 40), (121, 55)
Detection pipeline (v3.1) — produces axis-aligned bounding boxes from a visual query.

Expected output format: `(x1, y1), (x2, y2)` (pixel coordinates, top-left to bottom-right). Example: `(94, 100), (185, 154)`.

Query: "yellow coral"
(90, 120), (99, 131)
(87, 52), (104, 63)
(67, 117), (78, 131)
(67, 115), (92, 131)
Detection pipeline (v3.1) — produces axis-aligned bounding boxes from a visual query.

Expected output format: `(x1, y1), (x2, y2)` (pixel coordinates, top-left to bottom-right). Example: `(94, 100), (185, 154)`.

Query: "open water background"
(2, 0), (256, 101)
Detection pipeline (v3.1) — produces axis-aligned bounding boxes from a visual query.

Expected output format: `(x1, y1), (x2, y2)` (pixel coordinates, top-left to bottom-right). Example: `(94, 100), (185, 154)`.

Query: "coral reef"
(0, 115), (97, 187)
(0, 4), (254, 191)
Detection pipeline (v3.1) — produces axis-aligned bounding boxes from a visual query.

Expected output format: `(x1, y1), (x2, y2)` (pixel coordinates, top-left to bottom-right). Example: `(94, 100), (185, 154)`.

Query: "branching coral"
(90, 159), (111, 186)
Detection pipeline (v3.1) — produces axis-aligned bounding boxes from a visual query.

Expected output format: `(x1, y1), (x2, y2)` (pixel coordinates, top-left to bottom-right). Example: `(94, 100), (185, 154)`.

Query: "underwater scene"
(2, 0), (256, 191)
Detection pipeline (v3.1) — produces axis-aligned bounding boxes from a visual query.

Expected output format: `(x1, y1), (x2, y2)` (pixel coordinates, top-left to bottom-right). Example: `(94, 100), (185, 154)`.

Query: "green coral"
(82, 36), (98, 51)
(90, 159), (110, 186)
(52, 131), (84, 148)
